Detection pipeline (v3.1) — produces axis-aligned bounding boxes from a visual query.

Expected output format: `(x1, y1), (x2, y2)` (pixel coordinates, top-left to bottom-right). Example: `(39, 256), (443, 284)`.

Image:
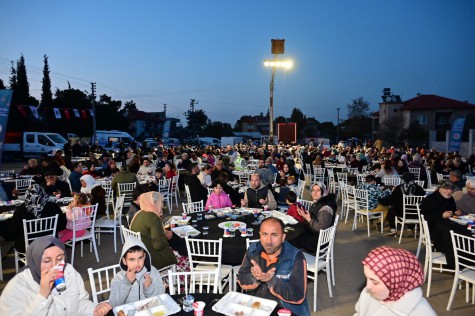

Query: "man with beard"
(237, 217), (310, 315)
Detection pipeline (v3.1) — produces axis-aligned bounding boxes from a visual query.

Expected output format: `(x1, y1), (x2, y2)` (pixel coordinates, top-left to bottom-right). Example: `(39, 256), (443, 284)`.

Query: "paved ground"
(1, 163), (474, 314)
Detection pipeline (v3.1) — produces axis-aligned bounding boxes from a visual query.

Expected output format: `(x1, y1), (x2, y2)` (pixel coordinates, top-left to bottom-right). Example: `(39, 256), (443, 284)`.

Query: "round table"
(168, 211), (305, 266)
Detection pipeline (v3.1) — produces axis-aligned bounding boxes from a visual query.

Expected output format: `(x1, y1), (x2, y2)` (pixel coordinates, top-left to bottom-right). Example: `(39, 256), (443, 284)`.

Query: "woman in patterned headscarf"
(354, 246), (436, 315)
(8, 184), (66, 253)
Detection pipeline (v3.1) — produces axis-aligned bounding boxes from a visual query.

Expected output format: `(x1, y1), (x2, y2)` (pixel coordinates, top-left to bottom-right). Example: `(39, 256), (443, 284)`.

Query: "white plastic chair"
(97, 180), (114, 216)
(182, 200), (204, 215)
(14, 215), (59, 272)
(420, 215), (454, 297)
(297, 198), (313, 212)
(409, 167), (421, 180)
(415, 180), (425, 188)
(117, 182), (136, 208)
(168, 269), (219, 295)
(87, 264), (122, 303)
(15, 178), (32, 200)
(446, 231), (475, 310)
(436, 173), (445, 182)
(382, 176), (401, 186)
(184, 184), (192, 204)
(312, 166), (326, 186)
(63, 204), (100, 265)
(185, 237), (232, 294)
(395, 195), (424, 244)
(342, 184), (357, 224)
(327, 169), (337, 194)
(158, 178), (172, 212)
(303, 224), (337, 312)
(356, 174), (366, 186)
(347, 167), (359, 174)
(95, 195), (125, 253)
(169, 175), (180, 208)
(120, 225), (141, 241)
(352, 188), (383, 237)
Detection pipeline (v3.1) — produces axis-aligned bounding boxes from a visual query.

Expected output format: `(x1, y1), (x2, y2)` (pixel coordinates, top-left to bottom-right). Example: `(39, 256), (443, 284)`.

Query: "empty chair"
(15, 215), (59, 272)
(312, 167), (326, 186)
(121, 225), (141, 241)
(97, 180), (114, 216)
(352, 189), (383, 237)
(169, 175), (180, 208)
(185, 237), (232, 294)
(327, 169), (337, 194)
(87, 264), (122, 303)
(395, 195), (424, 244)
(182, 200), (204, 215)
(63, 204), (99, 265)
(343, 184), (357, 224)
(167, 269), (219, 295)
(420, 215), (454, 297)
(95, 195), (125, 253)
(446, 231), (475, 310)
(303, 225), (337, 312)
(382, 176), (401, 186)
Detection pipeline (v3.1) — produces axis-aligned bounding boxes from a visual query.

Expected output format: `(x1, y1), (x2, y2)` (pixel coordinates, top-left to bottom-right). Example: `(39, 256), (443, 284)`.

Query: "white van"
(92, 130), (134, 147)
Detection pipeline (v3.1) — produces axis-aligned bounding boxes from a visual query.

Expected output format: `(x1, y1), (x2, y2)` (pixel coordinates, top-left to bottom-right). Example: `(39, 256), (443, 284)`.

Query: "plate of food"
(218, 221), (246, 230)
(113, 294), (180, 316)
(212, 291), (277, 316)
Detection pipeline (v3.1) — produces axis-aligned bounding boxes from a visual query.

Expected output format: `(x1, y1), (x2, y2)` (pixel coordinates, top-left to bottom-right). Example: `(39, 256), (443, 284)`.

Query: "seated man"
(241, 173), (277, 210)
(136, 157), (156, 177)
(357, 174), (391, 224)
(453, 178), (475, 215)
(237, 217), (310, 315)
(109, 236), (165, 307)
(111, 165), (140, 195)
(183, 162), (208, 203)
(449, 170), (466, 192)
(42, 170), (72, 197)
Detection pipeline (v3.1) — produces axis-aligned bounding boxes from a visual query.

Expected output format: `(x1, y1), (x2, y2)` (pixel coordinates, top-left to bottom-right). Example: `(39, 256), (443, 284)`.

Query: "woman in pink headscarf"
(354, 246), (436, 316)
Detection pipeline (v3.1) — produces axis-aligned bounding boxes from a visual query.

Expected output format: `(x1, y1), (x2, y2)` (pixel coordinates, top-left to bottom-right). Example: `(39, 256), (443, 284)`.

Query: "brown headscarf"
(362, 246), (424, 302)
(138, 191), (164, 217)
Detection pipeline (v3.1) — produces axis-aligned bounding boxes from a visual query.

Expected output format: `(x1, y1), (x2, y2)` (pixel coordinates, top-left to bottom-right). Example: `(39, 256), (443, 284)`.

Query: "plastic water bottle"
(53, 260), (66, 292)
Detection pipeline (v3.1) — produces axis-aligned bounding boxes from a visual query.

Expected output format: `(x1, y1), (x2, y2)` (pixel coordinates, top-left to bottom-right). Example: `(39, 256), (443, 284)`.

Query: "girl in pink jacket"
(205, 181), (233, 210)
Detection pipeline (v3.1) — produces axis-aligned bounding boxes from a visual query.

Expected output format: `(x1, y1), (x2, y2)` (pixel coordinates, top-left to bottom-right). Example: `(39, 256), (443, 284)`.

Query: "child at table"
(58, 193), (91, 242)
(109, 236), (165, 307)
(205, 180), (233, 210)
(286, 191), (306, 222)
(276, 178), (290, 206)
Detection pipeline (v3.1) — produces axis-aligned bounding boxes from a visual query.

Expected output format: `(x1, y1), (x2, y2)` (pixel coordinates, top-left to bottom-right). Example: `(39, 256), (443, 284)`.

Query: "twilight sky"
(1, 0), (474, 126)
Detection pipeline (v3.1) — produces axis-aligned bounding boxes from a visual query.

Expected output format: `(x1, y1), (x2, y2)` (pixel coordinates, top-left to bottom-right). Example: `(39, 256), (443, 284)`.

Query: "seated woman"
(376, 160), (398, 180)
(163, 162), (177, 179)
(0, 236), (111, 315)
(82, 164), (103, 179)
(58, 193), (91, 243)
(205, 180), (233, 210)
(355, 246), (436, 315)
(80, 175), (106, 218)
(290, 182), (337, 253)
(7, 185), (67, 254)
(129, 191), (178, 270)
(103, 159), (120, 177)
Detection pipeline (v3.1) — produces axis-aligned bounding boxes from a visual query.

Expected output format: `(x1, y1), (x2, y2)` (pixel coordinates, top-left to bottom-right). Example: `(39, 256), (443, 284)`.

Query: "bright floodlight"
(264, 60), (293, 69)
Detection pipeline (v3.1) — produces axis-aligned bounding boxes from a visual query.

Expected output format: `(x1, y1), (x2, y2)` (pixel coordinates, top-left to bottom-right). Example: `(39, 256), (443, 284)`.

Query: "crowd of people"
(1, 138), (475, 315)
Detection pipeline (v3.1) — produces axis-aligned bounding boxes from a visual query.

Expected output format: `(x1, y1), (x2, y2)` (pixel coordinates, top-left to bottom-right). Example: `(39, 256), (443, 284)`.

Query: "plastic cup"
(182, 295), (194, 312)
(192, 301), (206, 316)
(277, 308), (292, 316)
(197, 213), (203, 220)
(182, 212), (187, 220)
(263, 205), (269, 211)
(247, 228), (254, 237)
(229, 227), (236, 237)
(240, 226), (247, 236)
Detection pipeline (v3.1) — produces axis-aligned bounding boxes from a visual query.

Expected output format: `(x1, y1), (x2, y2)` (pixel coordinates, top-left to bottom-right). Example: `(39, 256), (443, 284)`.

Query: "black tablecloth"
(168, 212), (305, 266)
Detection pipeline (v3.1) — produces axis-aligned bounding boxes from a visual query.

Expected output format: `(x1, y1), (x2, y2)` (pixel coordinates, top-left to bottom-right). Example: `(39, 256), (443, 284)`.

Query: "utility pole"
(183, 99), (198, 139)
(163, 103), (167, 115)
(336, 107), (340, 144)
(91, 82), (97, 142)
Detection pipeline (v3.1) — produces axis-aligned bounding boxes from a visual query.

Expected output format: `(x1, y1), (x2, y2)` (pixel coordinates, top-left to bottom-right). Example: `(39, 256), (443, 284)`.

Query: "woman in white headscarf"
(0, 236), (112, 315)
(80, 175), (106, 218)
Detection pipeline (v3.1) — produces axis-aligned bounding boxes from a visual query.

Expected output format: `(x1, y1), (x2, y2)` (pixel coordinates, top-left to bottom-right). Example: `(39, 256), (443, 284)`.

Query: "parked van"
(221, 136), (243, 147)
(92, 130), (134, 147)
(198, 137), (220, 146)
(2, 131), (68, 160)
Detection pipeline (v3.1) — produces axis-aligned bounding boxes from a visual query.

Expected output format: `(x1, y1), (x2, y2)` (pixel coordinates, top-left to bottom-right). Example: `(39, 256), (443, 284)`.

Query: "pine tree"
(41, 54), (53, 107)
(15, 54), (30, 104)
(0, 79), (5, 90)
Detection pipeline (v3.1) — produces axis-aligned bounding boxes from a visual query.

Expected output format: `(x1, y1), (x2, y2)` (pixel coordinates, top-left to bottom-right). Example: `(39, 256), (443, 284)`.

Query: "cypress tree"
(15, 54), (30, 104)
(41, 54), (53, 107)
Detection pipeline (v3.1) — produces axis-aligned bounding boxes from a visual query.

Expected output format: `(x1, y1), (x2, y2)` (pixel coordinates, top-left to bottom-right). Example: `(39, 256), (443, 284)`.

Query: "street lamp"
(264, 39), (292, 144)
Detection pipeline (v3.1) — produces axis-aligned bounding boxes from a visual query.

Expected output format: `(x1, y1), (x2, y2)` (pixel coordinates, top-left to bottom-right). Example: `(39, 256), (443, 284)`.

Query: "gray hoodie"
(109, 236), (165, 307)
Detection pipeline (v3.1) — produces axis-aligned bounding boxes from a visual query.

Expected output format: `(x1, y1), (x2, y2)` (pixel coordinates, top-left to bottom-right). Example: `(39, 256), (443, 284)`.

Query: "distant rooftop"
(400, 94), (475, 111)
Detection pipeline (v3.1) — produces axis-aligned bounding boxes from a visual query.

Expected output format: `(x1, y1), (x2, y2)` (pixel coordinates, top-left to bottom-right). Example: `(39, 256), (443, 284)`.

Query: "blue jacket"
(239, 241), (310, 315)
